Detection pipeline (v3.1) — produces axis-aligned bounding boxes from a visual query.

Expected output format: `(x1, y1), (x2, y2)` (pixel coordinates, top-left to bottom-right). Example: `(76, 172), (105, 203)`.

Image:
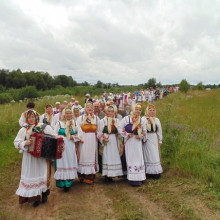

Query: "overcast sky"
(0, 0), (220, 85)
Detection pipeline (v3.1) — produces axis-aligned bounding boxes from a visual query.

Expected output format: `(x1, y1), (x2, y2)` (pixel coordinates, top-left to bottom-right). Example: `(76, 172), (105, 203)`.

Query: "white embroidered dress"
(54, 121), (78, 180)
(142, 117), (163, 174)
(99, 117), (123, 177)
(76, 115), (100, 174)
(14, 126), (56, 198)
(118, 116), (146, 182)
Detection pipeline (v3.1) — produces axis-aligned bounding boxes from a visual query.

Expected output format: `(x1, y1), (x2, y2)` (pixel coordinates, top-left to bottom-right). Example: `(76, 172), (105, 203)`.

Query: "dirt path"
(1, 166), (220, 220)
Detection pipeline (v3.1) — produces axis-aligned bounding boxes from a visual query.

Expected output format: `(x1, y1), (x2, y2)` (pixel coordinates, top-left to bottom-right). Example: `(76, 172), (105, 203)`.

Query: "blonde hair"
(61, 108), (72, 121)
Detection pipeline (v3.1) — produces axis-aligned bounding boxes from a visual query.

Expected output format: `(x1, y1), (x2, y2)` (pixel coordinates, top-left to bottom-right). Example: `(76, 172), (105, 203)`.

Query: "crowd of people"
(13, 88), (174, 207)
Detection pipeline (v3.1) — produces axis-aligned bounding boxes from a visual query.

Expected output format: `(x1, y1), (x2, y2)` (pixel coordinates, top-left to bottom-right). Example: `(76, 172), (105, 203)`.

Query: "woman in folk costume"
(14, 110), (57, 206)
(54, 108), (79, 191)
(40, 104), (54, 127)
(142, 104), (163, 179)
(72, 106), (82, 121)
(76, 102), (100, 184)
(98, 105), (123, 182)
(118, 103), (146, 186)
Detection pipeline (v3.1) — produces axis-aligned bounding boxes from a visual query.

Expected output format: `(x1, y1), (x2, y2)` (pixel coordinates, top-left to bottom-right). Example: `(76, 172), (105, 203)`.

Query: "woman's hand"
(103, 137), (109, 143)
(61, 144), (65, 152)
(135, 135), (141, 139)
(25, 139), (32, 146)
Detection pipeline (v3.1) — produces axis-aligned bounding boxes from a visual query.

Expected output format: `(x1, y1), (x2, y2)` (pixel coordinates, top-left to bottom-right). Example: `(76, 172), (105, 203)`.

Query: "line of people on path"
(14, 91), (163, 207)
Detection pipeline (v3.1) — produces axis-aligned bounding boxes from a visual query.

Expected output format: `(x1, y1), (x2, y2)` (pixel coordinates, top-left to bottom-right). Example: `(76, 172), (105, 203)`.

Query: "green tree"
(0, 69), (9, 86)
(36, 74), (47, 90)
(95, 80), (103, 88)
(147, 78), (156, 89)
(196, 82), (204, 90)
(179, 79), (190, 92)
(81, 81), (89, 86)
(156, 81), (162, 88)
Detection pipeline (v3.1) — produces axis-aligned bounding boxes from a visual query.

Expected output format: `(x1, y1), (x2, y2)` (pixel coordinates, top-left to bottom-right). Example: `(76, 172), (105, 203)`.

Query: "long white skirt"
(143, 133), (163, 174)
(16, 152), (48, 198)
(125, 137), (146, 181)
(102, 134), (123, 177)
(78, 133), (99, 174)
(54, 137), (78, 180)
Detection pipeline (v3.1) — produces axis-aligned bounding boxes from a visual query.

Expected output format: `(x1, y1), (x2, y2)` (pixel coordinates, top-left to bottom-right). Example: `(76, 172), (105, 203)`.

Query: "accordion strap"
(41, 123), (47, 131)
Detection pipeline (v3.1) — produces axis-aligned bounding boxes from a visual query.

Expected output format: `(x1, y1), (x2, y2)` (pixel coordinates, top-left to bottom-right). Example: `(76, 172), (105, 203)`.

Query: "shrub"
(196, 82), (204, 90)
(0, 93), (13, 104)
(179, 79), (190, 92)
(19, 86), (39, 100)
(0, 85), (6, 92)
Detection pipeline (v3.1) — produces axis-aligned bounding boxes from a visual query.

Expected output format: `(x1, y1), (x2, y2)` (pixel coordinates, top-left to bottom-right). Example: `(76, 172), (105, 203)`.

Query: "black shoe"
(64, 187), (70, 192)
(42, 192), (48, 203)
(32, 201), (40, 207)
(104, 176), (109, 183)
(107, 177), (114, 183)
(152, 174), (161, 179)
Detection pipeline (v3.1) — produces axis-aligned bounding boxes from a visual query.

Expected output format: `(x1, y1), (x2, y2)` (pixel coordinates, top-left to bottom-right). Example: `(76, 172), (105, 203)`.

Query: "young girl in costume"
(54, 108), (79, 191)
(99, 105), (123, 182)
(118, 103), (146, 186)
(76, 102), (100, 184)
(142, 104), (163, 179)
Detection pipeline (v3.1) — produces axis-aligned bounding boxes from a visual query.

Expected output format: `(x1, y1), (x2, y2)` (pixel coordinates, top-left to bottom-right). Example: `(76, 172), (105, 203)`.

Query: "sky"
(0, 0), (220, 85)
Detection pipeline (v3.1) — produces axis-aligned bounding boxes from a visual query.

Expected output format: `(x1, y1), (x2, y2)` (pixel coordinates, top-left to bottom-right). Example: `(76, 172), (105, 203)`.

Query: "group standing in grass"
(14, 91), (163, 207)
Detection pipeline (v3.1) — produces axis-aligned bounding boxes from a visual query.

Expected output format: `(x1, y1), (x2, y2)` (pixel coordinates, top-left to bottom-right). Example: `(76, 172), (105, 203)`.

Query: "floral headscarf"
(130, 103), (142, 137)
(145, 104), (156, 132)
(25, 110), (40, 139)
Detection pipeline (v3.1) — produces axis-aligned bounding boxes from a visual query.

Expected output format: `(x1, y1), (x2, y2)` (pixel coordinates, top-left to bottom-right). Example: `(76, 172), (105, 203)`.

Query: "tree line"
(0, 69), (79, 90)
(0, 69), (164, 91)
(0, 69), (219, 93)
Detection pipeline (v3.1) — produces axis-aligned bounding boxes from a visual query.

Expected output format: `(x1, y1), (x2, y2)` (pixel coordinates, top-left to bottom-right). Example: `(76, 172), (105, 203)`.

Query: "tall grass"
(154, 89), (220, 191)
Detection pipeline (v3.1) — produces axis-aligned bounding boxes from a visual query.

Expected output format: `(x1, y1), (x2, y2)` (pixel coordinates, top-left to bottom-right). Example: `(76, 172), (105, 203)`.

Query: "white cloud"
(0, 0), (220, 85)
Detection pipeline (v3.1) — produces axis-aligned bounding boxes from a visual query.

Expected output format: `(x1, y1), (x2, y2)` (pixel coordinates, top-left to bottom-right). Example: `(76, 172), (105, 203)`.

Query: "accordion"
(28, 133), (63, 159)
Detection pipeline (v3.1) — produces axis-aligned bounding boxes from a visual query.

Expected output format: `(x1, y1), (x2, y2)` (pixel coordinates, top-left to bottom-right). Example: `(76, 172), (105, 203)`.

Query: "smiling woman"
(14, 110), (57, 207)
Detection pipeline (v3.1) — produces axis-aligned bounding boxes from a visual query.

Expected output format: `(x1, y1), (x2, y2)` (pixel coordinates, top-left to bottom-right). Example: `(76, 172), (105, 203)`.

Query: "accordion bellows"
(28, 133), (63, 159)
(81, 124), (97, 133)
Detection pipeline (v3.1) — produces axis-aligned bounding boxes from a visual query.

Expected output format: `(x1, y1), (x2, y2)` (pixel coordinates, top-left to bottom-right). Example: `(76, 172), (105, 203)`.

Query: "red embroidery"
(21, 181), (46, 188)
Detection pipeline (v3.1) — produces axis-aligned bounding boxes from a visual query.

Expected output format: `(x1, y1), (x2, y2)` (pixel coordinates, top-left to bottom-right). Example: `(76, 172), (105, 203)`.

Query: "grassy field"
(0, 89), (219, 220)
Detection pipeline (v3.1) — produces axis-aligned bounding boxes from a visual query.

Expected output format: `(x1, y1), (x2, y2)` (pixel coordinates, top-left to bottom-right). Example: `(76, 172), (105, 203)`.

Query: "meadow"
(0, 89), (219, 220)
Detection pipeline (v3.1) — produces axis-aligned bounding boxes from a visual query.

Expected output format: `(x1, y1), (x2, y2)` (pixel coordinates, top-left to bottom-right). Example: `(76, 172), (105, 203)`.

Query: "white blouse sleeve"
(97, 118), (105, 140)
(14, 128), (28, 152)
(51, 114), (59, 130)
(156, 118), (163, 144)
(141, 116), (147, 141)
(19, 114), (28, 128)
(54, 121), (61, 135)
(141, 117), (147, 132)
(118, 116), (129, 138)
(39, 114), (44, 123)
(76, 116), (84, 140)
